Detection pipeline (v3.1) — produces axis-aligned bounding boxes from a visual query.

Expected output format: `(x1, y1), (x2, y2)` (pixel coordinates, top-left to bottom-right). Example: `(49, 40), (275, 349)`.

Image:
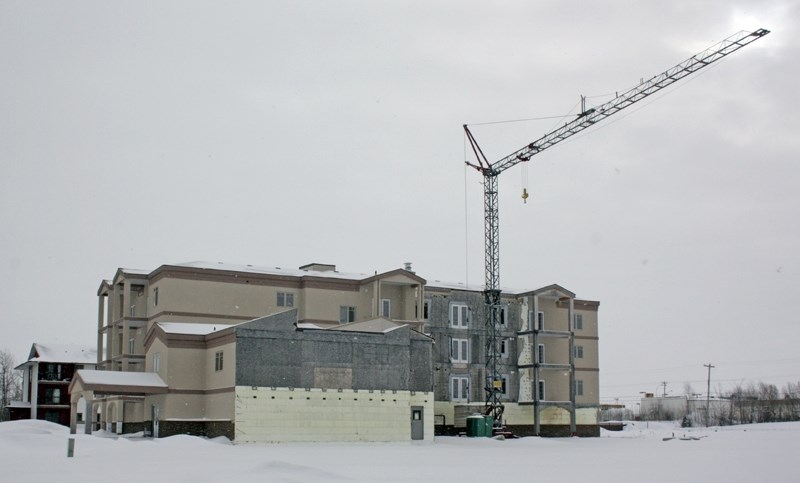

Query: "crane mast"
(465, 28), (769, 431)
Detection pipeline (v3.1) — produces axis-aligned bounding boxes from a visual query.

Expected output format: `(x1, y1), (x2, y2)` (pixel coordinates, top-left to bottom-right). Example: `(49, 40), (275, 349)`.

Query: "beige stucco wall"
(234, 387), (434, 443)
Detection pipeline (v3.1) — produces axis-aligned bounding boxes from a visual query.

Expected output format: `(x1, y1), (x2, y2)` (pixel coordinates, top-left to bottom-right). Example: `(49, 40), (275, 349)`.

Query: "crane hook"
(522, 188), (529, 204)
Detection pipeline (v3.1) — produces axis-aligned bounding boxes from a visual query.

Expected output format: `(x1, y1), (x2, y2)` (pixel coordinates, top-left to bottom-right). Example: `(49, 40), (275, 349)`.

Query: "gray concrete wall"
(235, 310), (433, 392)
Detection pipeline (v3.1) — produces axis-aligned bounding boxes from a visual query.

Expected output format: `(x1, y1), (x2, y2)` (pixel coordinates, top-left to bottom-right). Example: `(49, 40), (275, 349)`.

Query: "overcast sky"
(1, 1), (797, 406)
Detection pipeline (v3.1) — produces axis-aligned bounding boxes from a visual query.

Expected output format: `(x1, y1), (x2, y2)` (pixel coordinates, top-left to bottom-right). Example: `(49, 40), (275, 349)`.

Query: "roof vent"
(404, 262), (413, 271)
(299, 263), (336, 272)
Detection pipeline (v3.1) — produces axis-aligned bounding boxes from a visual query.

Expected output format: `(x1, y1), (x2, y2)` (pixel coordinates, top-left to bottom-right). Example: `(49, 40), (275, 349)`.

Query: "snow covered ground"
(1, 419), (797, 482)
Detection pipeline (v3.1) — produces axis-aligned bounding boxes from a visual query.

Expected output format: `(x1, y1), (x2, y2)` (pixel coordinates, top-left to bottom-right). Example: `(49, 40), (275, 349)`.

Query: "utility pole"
(704, 363), (715, 427)
(661, 381), (668, 397)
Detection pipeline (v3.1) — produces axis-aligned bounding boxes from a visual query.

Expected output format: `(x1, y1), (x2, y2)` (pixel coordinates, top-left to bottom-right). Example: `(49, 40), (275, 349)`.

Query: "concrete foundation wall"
(234, 386), (434, 443)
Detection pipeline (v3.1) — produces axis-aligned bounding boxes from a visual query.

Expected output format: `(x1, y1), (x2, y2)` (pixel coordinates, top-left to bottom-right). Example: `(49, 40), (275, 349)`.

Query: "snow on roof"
(27, 343), (97, 364)
(156, 322), (237, 335)
(174, 261), (376, 281)
(119, 267), (151, 275)
(325, 318), (405, 334)
(75, 370), (167, 388)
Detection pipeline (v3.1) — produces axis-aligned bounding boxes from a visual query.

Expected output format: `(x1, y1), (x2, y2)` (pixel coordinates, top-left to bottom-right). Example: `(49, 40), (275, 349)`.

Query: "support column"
(122, 280), (131, 371)
(568, 297), (577, 436)
(85, 399), (93, 435)
(97, 294), (105, 367)
(30, 364), (38, 419)
(533, 295), (540, 436)
(69, 400), (78, 434)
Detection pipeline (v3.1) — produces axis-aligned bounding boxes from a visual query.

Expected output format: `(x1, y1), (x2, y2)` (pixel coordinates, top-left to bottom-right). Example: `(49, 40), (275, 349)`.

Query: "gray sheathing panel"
(235, 309), (433, 392)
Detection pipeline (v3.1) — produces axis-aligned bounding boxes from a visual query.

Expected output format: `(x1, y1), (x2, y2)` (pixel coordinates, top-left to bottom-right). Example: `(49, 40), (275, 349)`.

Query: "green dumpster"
(484, 416), (494, 436)
(466, 414), (486, 437)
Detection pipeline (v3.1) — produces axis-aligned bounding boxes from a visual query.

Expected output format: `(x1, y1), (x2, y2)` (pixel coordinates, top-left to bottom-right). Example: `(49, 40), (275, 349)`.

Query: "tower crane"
(464, 28), (770, 430)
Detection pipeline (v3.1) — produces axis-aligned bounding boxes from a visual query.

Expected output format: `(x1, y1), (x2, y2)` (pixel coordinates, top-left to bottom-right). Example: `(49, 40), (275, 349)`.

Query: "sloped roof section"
(24, 343), (97, 365)
(69, 370), (168, 396)
(326, 318), (406, 334)
(156, 322), (238, 335)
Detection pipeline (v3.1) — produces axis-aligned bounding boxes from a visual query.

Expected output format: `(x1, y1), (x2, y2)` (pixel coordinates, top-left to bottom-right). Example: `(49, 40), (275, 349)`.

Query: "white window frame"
(451, 376), (470, 402)
(500, 374), (510, 398)
(128, 337), (135, 354)
(575, 379), (584, 397)
(152, 287), (159, 306)
(215, 350), (224, 372)
(451, 338), (470, 363)
(450, 302), (469, 328)
(499, 338), (509, 359)
(339, 305), (356, 324)
(574, 313), (583, 330)
(538, 344), (545, 364)
(129, 304), (136, 317)
(575, 345), (584, 359)
(538, 380), (546, 401)
(381, 298), (391, 318)
(152, 353), (160, 373)
(277, 292), (294, 307)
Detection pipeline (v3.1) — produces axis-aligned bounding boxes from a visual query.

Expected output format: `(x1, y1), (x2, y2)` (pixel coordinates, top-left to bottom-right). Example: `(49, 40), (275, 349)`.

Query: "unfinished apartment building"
(84, 260), (599, 439)
(425, 281), (600, 436)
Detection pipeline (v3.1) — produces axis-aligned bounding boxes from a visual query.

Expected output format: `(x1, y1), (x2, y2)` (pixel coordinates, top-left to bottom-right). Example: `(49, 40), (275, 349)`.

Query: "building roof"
(69, 370), (168, 396)
(156, 322), (238, 336)
(15, 343), (97, 369)
(325, 318), (406, 334)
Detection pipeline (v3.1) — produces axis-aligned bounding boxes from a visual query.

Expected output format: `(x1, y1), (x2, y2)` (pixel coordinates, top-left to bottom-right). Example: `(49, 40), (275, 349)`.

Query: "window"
(451, 376), (469, 402)
(498, 306), (508, 327)
(381, 298), (391, 318)
(575, 379), (584, 397)
(450, 303), (468, 328)
(128, 337), (135, 354)
(451, 338), (470, 363)
(537, 311), (544, 331)
(499, 338), (509, 358)
(277, 292), (294, 307)
(575, 345), (584, 359)
(538, 344), (545, 364)
(152, 287), (159, 306)
(339, 306), (356, 324)
(500, 374), (510, 397)
(538, 380), (546, 401)
(129, 305), (136, 317)
(215, 351), (223, 372)
(574, 313), (583, 330)
(152, 353), (160, 373)
(423, 299), (430, 320)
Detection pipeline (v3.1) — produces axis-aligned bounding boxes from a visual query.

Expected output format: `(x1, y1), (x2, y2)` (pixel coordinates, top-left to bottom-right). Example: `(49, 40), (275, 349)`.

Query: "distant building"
(9, 343), (96, 426)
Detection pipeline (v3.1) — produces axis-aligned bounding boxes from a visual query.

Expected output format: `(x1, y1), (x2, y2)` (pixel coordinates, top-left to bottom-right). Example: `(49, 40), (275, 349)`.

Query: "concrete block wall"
(234, 386), (434, 443)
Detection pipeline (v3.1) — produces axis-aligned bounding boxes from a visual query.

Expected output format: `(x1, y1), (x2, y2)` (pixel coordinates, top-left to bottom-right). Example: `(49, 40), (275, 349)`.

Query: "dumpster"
(466, 414), (486, 437)
(484, 415), (494, 436)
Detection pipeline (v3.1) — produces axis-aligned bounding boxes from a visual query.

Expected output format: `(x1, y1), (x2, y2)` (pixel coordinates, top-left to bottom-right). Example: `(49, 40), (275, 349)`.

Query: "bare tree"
(0, 349), (22, 422)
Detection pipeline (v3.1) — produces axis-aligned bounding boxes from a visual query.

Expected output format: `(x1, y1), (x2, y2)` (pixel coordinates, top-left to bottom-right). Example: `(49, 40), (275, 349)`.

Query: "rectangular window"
(152, 353), (160, 373)
(500, 374), (509, 397)
(423, 299), (430, 320)
(277, 292), (294, 307)
(153, 287), (159, 306)
(451, 338), (470, 363)
(451, 376), (469, 402)
(129, 305), (136, 317)
(574, 313), (583, 330)
(575, 380), (584, 397)
(128, 337), (135, 354)
(538, 344), (545, 364)
(498, 306), (508, 327)
(499, 338), (509, 358)
(575, 345), (584, 359)
(538, 380), (546, 401)
(339, 306), (356, 324)
(381, 298), (391, 318)
(215, 351), (223, 372)
(450, 303), (469, 328)
(538, 311), (544, 331)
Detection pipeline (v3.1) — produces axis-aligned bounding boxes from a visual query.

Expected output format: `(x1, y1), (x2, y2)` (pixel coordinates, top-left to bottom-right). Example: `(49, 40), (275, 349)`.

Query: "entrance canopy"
(69, 370), (168, 396)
